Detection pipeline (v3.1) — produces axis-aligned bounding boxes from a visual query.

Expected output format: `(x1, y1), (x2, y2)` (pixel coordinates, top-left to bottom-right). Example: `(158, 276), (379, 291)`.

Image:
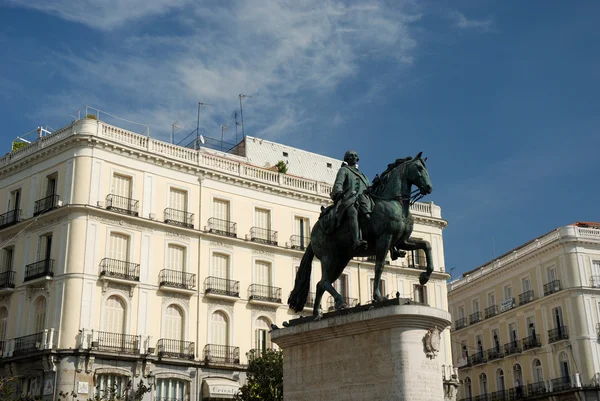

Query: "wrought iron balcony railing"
(522, 334), (541, 350)
(407, 251), (427, 268)
(95, 331), (140, 354)
(33, 194), (60, 216)
(157, 339), (195, 359)
(591, 275), (600, 288)
(290, 235), (309, 250)
(159, 269), (196, 290)
(99, 258), (140, 281)
(0, 271), (16, 289)
(473, 395), (490, 401)
(207, 217), (237, 237)
(204, 276), (239, 297)
(518, 290), (534, 305)
(249, 227), (278, 246)
(543, 280), (561, 296)
(164, 208), (194, 228)
(487, 346), (504, 361)
(24, 259), (54, 281)
(13, 332), (44, 355)
(484, 305), (498, 319)
(507, 386), (527, 400)
(550, 376), (571, 392)
(203, 344), (240, 365)
(489, 390), (507, 401)
(0, 209), (21, 229)
(327, 296), (358, 311)
(548, 326), (569, 343)
(106, 194), (139, 216)
(503, 340), (522, 355)
(455, 317), (468, 330)
(248, 284), (281, 303)
(527, 381), (546, 396)
(468, 352), (487, 366)
(469, 311), (482, 325)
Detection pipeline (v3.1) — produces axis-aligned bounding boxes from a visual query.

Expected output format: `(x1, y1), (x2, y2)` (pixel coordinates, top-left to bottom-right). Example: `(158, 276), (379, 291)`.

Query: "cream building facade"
(448, 223), (600, 401)
(0, 117), (452, 400)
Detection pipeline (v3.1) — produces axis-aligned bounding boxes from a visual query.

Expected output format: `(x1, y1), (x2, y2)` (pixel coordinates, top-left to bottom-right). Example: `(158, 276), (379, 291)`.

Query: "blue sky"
(1, 1), (599, 278)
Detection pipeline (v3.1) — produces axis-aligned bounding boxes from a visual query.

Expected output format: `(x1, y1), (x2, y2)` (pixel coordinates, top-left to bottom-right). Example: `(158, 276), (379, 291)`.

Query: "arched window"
(211, 311), (229, 346)
(496, 369), (505, 392)
(464, 377), (472, 399)
(33, 297), (47, 333)
(532, 358), (543, 383)
(559, 352), (570, 378)
(0, 307), (8, 341)
(513, 363), (524, 396)
(104, 295), (126, 334)
(167, 245), (185, 272)
(211, 253), (230, 279)
(164, 305), (184, 341)
(479, 373), (488, 395)
(255, 317), (272, 352)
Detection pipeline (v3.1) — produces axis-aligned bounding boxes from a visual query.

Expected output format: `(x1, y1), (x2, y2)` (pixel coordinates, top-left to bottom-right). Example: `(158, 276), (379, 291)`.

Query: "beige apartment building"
(0, 117), (453, 400)
(448, 222), (600, 401)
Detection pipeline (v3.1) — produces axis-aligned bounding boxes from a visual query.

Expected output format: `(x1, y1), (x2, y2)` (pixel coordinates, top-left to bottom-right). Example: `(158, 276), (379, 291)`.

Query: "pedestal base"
(272, 303), (451, 401)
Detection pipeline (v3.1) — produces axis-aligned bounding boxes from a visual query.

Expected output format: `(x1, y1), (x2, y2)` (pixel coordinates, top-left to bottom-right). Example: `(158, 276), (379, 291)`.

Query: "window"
(211, 253), (230, 279)
(112, 173), (132, 199)
(547, 266), (557, 282)
(458, 306), (465, 319)
(491, 329), (500, 351)
(33, 297), (46, 334)
(503, 285), (512, 301)
(370, 278), (386, 299)
(464, 377), (472, 400)
(213, 198), (230, 221)
(1, 247), (14, 273)
(335, 274), (349, 299)
(8, 189), (21, 211)
(479, 373), (488, 395)
(487, 292), (495, 307)
(496, 369), (505, 392)
(37, 234), (53, 262)
(522, 277), (531, 292)
(413, 284), (427, 304)
(96, 374), (127, 399)
(108, 233), (129, 262)
(254, 261), (271, 287)
(532, 359), (543, 382)
(461, 342), (468, 358)
(553, 306), (564, 329)
(255, 317), (272, 352)
(254, 208), (271, 230)
(167, 244), (185, 272)
(294, 216), (310, 240)
(513, 364), (523, 388)
(559, 352), (570, 378)
(21, 376), (42, 399)
(156, 378), (188, 401)
(593, 261), (600, 287)
(472, 299), (480, 313)
(0, 306), (8, 342)
(211, 311), (229, 346)
(103, 295), (126, 334)
(169, 188), (188, 212)
(164, 305), (184, 341)
(45, 174), (58, 197)
(508, 322), (518, 344)
(476, 334), (483, 355)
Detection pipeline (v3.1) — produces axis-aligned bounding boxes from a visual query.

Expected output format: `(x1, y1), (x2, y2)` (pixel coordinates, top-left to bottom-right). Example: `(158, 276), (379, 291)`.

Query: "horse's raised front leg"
(399, 238), (434, 285)
(373, 235), (393, 302)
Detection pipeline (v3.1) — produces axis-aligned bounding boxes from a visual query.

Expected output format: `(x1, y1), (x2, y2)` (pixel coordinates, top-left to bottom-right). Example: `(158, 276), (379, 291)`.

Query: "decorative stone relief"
(89, 215), (153, 232)
(25, 215), (68, 232)
(210, 241), (233, 249)
(252, 249), (275, 258)
(0, 295), (11, 304)
(27, 282), (51, 299)
(165, 231), (190, 241)
(208, 300), (234, 316)
(102, 282), (135, 297)
(251, 306), (276, 324)
(162, 294), (190, 309)
(424, 326), (441, 359)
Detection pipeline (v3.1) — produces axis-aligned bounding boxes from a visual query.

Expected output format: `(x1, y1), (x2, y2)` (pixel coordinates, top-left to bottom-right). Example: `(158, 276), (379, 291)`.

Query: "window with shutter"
(33, 297), (46, 333)
(169, 189), (187, 212)
(213, 199), (230, 221)
(0, 307), (8, 341)
(254, 261), (271, 286)
(211, 311), (228, 346)
(164, 305), (184, 341)
(335, 274), (348, 299)
(112, 174), (132, 198)
(104, 295), (126, 334)
(156, 379), (188, 401)
(1, 248), (14, 273)
(167, 245), (185, 272)
(255, 317), (272, 352)
(109, 233), (129, 262)
(254, 208), (271, 230)
(211, 253), (229, 279)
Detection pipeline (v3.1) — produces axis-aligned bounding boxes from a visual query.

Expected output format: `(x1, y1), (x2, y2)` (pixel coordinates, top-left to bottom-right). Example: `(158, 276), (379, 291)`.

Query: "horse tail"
(287, 243), (314, 312)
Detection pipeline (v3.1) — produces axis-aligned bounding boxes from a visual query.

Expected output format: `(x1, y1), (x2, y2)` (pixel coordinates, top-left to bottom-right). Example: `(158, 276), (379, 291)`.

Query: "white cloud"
(452, 11), (492, 30)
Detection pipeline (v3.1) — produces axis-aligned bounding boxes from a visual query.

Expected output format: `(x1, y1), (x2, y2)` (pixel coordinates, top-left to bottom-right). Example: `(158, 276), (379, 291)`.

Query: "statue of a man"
(331, 150), (373, 250)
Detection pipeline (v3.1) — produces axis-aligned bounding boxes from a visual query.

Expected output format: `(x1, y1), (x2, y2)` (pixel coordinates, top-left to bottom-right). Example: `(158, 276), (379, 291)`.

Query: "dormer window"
(283, 151), (288, 157)
(327, 163), (332, 168)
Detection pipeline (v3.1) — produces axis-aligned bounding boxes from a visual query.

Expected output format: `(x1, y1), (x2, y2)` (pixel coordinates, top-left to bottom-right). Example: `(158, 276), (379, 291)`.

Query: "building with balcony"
(0, 116), (452, 400)
(448, 222), (600, 401)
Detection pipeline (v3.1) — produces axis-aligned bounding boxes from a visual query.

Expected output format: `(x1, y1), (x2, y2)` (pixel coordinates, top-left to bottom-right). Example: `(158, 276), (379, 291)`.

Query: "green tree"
(275, 161), (287, 174)
(235, 349), (283, 401)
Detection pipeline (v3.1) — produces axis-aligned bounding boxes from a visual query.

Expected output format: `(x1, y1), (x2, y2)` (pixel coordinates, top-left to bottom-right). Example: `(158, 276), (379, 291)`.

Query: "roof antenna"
(234, 112), (240, 144)
(196, 99), (213, 149)
(239, 94), (252, 139)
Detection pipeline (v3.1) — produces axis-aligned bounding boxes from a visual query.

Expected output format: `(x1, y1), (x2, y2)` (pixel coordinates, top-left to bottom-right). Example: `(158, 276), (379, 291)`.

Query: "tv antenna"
(234, 112), (240, 144)
(221, 123), (228, 144)
(239, 94), (252, 138)
(196, 100), (213, 149)
(171, 121), (183, 144)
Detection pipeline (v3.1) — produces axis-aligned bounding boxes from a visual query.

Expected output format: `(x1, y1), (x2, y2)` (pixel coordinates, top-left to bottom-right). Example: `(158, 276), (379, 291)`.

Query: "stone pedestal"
(271, 304), (451, 401)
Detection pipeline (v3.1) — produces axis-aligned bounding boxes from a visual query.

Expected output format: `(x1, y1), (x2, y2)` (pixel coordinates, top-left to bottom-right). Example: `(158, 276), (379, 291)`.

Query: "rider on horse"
(331, 150), (374, 251)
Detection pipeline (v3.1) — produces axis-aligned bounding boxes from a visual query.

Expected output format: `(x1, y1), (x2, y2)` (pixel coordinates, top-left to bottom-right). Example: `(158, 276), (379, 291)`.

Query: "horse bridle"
(369, 188), (423, 205)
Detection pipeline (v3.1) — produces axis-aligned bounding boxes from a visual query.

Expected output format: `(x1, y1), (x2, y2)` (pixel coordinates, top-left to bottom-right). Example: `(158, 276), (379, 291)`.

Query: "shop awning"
(202, 377), (240, 400)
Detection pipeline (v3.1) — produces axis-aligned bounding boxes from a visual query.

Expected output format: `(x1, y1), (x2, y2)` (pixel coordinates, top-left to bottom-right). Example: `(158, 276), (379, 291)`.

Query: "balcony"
(13, 332), (44, 355)
(327, 296), (358, 311)
(202, 344), (240, 365)
(95, 331), (140, 354)
(407, 251), (427, 269)
(159, 269), (196, 295)
(507, 387), (526, 400)
(33, 194), (60, 216)
(469, 311), (482, 325)
(106, 194), (139, 216)
(204, 276), (240, 299)
(207, 217), (237, 238)
(0, 271), (16, 291)
(550, 376), (571, 392)
(474, 394), (489, 401)
(484, 305), (498, 319)
(0, 209), (21, 229)
(503, 340), (522, 356)
(487, 346), (504, 361)
(290, 235), (309, 250)
(99, 258), (140, 282)
(518, 290), (534, 305)
(24, 259), (54, 282)
(489, 390), (507, 401)
(455, 317), (468, 330)
(249, 227), (278, 246)
(543, 280), (561, 296)
(527, 381), (546, 396)
(468, 352), (487, 366)
(548, 326), (569, 343)
(157, 339), (195, 360)
(522, 334), (541, 350)
(248, 284), (281, 305)
(591, 275), (600, 288)
(164, 208), (194, 228)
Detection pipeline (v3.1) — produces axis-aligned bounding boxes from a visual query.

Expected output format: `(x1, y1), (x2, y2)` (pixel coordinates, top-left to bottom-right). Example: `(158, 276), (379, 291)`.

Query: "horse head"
(405, 152), (432, 197)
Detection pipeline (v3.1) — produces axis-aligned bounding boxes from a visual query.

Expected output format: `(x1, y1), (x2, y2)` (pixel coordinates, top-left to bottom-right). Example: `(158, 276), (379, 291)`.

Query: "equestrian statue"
(288, 150), (434, 317)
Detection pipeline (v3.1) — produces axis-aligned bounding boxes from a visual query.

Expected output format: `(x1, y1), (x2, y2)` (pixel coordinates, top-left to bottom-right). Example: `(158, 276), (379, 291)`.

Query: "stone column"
(271, 304), (451, 401)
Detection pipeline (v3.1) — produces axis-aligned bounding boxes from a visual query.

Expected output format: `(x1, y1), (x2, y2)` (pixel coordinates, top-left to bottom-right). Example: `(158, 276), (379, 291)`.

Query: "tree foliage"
(275, 161), (287, 174)
(235, 349), (283, 401)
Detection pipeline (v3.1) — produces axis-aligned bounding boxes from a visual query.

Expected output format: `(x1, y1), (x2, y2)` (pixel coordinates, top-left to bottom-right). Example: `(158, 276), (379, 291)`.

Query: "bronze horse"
(288, 153), (434, 317)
